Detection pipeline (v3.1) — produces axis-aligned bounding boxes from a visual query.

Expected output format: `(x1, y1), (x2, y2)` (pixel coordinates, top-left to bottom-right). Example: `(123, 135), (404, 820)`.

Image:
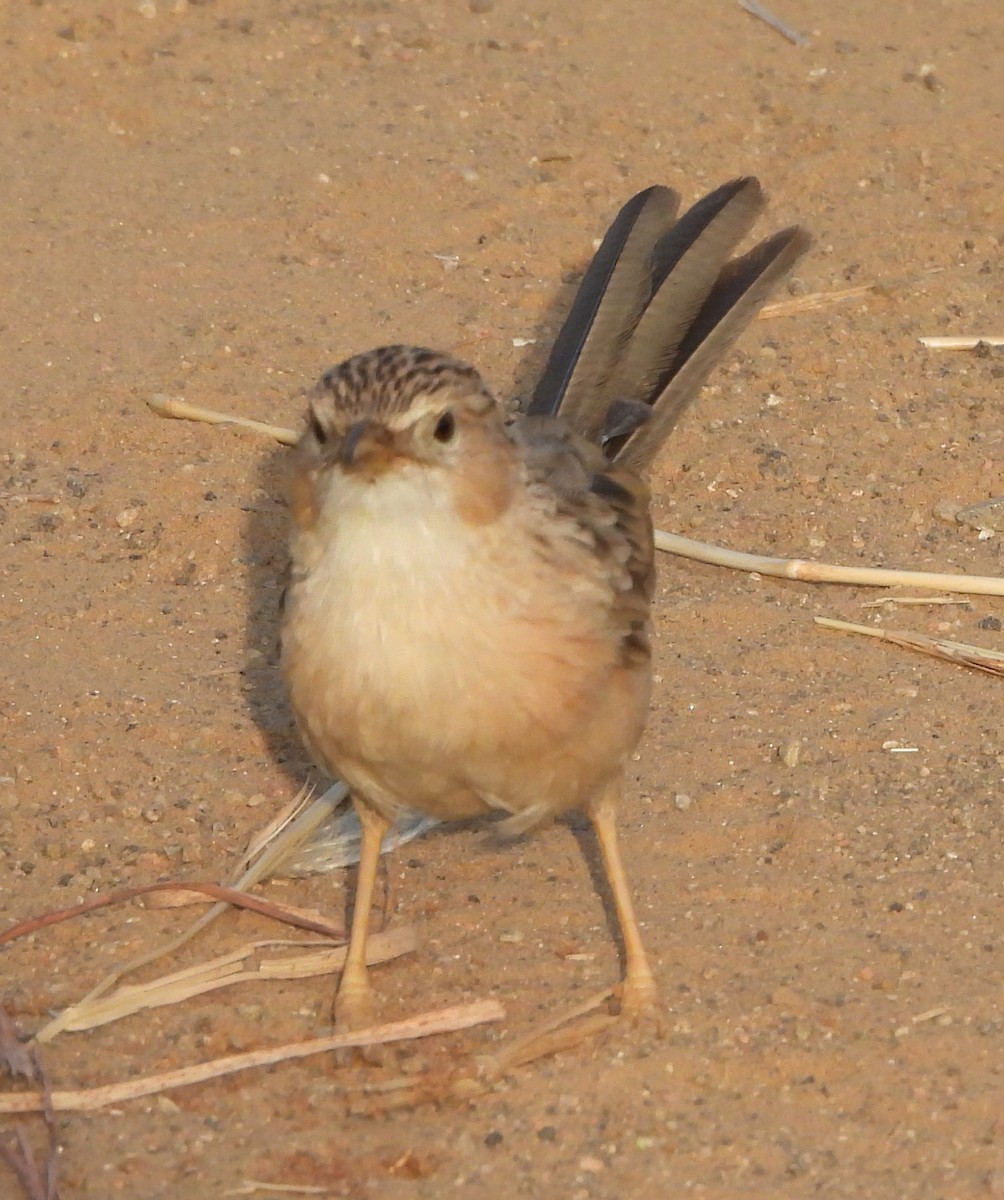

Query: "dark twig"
(0, 1009), (59, 1200)
(0, 880), (346, 948)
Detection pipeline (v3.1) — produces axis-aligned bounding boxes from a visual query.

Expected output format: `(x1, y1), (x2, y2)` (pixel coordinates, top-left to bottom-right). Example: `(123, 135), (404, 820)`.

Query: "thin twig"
(147, 395), (299, 445)
(759, 283), (876, 317)
(0, 1011), (59, 1200)
(226, 1185), (328, 1197)
(737, 0), (810, 46)
(861, 595), (969, 608)
(147, 396), (1004, 598)
(49, 927), (416, 1036)
(919, 335), (1004, 350)
(1, 880), (345, 950)
(14, 880), (347, 1046)
(655, 530), (1004, 597)
(29, 786), (351, 1044)
(0, 1001), (505, 1114)
(815, 616), (1004, 676)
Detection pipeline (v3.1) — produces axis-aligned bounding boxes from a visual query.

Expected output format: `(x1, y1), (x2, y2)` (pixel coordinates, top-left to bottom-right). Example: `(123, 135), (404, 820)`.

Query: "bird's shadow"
(239, 435), (314, 792)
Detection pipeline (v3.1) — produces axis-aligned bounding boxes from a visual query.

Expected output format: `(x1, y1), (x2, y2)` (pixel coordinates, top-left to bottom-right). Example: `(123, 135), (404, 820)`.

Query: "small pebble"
(777, 740), (801, 768)
(956, 495), (1004, 532)
(932, 499), (961, 523)
(673, 793), (692, 811)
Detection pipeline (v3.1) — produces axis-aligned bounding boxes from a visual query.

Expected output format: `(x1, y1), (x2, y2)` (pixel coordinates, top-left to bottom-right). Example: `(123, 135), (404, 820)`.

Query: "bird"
(280, 177), (811, 1045)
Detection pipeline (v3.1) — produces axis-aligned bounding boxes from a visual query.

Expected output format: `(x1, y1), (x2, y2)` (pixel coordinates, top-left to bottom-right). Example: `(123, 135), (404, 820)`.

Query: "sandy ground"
(1, 1), (1002, 1196)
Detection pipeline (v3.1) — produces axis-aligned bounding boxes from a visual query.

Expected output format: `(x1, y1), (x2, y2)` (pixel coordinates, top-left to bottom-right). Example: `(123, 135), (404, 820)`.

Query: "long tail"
(527, 178), (812, 472)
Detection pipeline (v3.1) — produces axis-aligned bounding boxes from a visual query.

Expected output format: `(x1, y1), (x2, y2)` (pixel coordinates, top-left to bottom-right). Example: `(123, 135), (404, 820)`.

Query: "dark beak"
(339, 418), (396, 473)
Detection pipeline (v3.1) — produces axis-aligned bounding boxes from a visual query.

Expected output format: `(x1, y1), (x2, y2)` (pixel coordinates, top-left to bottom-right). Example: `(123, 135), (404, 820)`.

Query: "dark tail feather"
(529, 178), (811, 471)
(611, 225), (812, 471)
(610, 177), (765, 408)
(527, 185), (680, 431)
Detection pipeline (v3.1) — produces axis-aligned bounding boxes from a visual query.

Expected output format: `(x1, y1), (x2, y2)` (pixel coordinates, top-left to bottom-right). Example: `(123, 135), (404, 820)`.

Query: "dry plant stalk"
(0, 1001), (505, 1115)
(28, 784), (350, 1042)
(653, 530), (1004, 597)
(919, 335), (1004, 350)
(47, 926), (417, 1036)
(20, 880), (353, 1045)
(147, 398), (1004, 599)
(147, 394), (299, 444)
(759, 282), (876, 317)
(815, 616), (1004, 677)
(736, 0), (810, 46)
(0, 1007), (59, 1200)
(2, 880), (346, 951)
(861, 595), (970, 608)
(226, 1184), (328, 1197)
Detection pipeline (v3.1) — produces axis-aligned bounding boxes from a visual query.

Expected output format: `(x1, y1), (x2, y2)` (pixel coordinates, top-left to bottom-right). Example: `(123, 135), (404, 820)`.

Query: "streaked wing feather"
(588, 465), (656, 648)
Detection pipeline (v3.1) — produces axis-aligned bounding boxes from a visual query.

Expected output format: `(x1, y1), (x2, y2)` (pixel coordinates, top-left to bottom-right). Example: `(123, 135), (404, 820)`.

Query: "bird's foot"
(332, 981), (388, 1068)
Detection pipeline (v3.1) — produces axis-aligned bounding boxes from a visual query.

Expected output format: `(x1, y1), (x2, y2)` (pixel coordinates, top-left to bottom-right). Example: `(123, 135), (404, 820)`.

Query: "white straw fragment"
(918, 335), (1004, 350)
(0, 1001), (506, 1114)
(148, 394), (300, 445)
(655, 530), (1004, 597)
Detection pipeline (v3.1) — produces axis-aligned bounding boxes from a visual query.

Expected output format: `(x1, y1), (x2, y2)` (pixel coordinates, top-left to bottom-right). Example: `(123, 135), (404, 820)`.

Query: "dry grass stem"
(146, 399), (1003, 597)
(226, 1184), (328, 1196)
(47, 927), (417, 1035)
(147, 394), (299, 444)
(236, 785), (317, 877)
(30, 786), (350, 1042)
(477, 987), (619, 1079)
(656, 530), (1004, 597)
(815, 616), (1004, 676)
(22, 882), (351, 1045)
(0, 1008), (59, 1200)
(736, 0), (810, 46)
(861, 595), (970, 608)
(759, 282), (876, 317)
(912, 1006), (951, 1024)
(918, 335), (1004, 350)
(0, 1001), (505, 1115)
(2, 881), (346, 952)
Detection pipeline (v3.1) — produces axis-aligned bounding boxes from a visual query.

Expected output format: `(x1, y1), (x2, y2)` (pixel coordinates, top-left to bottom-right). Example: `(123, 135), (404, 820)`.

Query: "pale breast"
(281, 461), (649, 821)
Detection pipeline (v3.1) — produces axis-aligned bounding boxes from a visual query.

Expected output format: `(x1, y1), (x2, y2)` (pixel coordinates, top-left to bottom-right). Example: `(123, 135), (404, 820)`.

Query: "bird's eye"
(433, 411), (456, 443)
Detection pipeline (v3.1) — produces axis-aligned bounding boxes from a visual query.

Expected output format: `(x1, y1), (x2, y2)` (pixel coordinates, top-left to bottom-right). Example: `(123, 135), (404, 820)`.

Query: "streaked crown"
(308, 345), (495, 439)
